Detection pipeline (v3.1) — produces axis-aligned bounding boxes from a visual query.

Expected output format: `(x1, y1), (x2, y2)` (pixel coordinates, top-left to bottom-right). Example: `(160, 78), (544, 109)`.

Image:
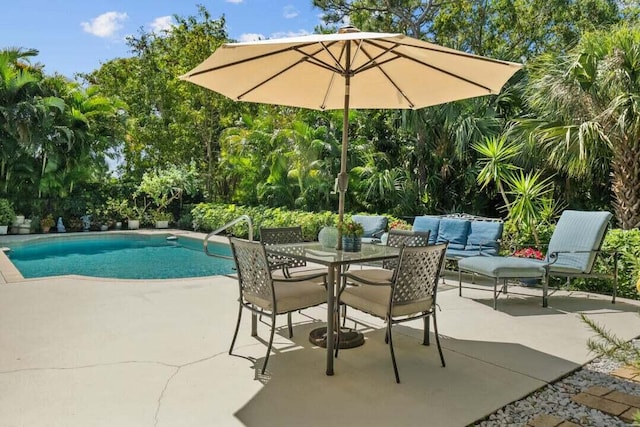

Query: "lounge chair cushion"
(436, 219), (470, 250)
(467, 221), (503, 250)
(352, 215), (388, 241)
(546, 210), (612, 274)
(458, 256), (546, 279)
(341, 284), (433, 317)
(412, 216), (440, 244)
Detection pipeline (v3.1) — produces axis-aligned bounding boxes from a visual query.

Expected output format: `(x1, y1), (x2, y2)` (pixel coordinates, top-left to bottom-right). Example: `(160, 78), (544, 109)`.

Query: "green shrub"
(191, 203), (338, 240)
(0, 199), (16, 226)
(572, 228), (640, 300)
(191, 204), (411, 242)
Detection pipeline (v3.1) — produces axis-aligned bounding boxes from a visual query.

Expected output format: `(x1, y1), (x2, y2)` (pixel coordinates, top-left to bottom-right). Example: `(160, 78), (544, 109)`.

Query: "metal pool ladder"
(203, 214), (253, 259)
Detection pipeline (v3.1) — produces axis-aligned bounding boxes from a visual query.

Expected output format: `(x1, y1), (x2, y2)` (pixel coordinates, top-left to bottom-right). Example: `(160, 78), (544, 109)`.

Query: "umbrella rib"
(236, 58), (309, 100)
(235, 42), (343, 100)
(398, 51), (494, 93)
(185, 41), (330, 77)
(364, 39), (514, 93)
(357, 46), (415, 108)
(316, 41), (348, 110)
(385, 39), (518, 67)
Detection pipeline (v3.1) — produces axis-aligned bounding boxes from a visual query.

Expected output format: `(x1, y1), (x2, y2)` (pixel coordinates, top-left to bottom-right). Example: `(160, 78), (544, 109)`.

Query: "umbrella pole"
(336, 43), (351, 251)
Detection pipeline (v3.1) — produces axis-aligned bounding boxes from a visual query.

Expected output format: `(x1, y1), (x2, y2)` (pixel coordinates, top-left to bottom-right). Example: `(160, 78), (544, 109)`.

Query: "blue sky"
(1, 0), (327, 78)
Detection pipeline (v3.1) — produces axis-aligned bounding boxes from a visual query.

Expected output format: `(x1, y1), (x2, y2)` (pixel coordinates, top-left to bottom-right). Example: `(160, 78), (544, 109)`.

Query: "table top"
(266, 241), (400, 267)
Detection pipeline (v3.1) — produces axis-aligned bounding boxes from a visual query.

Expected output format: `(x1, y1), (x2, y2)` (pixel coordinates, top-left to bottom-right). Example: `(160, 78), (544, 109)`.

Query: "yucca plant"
(506, 171), (555, 247)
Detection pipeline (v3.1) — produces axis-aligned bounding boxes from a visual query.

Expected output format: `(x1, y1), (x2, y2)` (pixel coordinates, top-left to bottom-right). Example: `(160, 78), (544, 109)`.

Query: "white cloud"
(150, 16), (174, 33)
(238, 33), (265, 42)
(81, 11), (128, 38)
(270, 30), (310, 39)
(226, 0), (243, 3)
(283, 5), (299, 19)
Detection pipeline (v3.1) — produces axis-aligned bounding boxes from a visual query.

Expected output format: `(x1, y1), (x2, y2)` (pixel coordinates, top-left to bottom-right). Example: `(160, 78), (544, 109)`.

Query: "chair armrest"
(266, 257), (289, 270)
(343, 272), (392, 287)
(273, 272), (328, 284)
(547, 249), (618, 262)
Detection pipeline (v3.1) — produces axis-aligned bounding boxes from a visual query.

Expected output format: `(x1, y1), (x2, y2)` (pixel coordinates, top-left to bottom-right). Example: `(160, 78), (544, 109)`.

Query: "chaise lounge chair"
(457, 210), (618, 309)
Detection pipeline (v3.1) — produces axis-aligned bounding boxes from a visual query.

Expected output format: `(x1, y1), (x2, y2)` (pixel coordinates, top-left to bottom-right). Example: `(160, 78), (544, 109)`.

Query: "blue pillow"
(412, 216), (440, 244)
(436, 219), (470, 250)
(466, 221), (503, 250)
(351, 215), (388, 238)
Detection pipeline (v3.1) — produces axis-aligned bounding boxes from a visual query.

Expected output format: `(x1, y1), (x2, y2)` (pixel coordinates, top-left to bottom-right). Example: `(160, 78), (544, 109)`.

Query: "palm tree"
(518, 25), (640, 229)
(400, 99), (503, 213)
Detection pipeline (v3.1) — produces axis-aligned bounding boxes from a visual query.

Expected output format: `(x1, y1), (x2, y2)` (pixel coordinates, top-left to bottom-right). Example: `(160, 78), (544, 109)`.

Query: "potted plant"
(135, 163), (199, 227)
(40, 214), (55, 233)
(338, 219), (365, 252)
(126, 205), (146, 230)
(0, 199), (16, 235)
(106, 198), (145, 230)
(152, 210), (172, 229)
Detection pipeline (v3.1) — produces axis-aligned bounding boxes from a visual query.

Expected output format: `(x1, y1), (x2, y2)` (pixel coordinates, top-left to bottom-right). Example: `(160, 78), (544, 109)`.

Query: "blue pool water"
(5, 234), (235, 279)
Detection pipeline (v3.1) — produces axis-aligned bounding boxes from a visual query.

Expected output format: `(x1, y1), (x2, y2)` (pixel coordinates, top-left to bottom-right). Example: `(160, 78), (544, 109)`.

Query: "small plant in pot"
(40, 214), (55, 233)
(152, 210), (173, 229)
(0, 199), (16, 235)
(337, 219), (364, 252)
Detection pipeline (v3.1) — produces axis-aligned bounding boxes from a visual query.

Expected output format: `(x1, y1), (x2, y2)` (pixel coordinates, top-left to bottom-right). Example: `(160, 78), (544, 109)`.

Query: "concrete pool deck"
(1, 231), (639, 426)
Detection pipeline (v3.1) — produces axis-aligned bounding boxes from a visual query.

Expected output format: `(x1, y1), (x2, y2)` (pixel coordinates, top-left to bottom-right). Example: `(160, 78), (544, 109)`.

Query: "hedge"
(190, 203), (408, 242)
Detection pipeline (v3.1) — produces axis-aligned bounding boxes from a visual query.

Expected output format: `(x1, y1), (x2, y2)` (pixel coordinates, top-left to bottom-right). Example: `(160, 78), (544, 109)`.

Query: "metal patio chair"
(228, 237), (327, 374)
(260, 226), (328, 337)
(338, 243), (448, 383)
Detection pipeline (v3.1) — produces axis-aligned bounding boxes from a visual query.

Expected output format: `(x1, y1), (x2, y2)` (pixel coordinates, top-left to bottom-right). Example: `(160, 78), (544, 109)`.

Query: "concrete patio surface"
(1, 244), (639, 426)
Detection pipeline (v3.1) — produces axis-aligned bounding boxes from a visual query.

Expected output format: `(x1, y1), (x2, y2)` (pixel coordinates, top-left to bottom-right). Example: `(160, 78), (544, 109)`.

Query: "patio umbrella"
(180, 26), (522, 247)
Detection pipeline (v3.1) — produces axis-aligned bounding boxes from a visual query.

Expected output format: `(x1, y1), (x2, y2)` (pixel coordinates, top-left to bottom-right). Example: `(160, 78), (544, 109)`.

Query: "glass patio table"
(266, 241), (400, 376)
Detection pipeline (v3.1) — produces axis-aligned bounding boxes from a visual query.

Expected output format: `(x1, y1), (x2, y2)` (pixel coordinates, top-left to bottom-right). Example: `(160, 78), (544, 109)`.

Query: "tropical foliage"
(0, 47), (124, 220)
(1, 3), (639, 242)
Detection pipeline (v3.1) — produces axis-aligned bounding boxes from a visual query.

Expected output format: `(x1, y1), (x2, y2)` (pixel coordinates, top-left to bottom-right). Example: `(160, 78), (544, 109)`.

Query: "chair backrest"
(547, 210), (612, 273)
(391, 243), (447, 307)
(228, 237), (273, 302)
(383, 229), (431, 270)
(260, 226), (306, 269)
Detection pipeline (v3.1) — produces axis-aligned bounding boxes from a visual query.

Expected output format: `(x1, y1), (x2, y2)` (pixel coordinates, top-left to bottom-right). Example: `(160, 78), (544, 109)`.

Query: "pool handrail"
(203, 215), (254, 259)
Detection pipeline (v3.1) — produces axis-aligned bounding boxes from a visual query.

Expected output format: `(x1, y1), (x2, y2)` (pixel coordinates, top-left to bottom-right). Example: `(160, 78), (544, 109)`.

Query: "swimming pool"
(4, 234), (235, 280)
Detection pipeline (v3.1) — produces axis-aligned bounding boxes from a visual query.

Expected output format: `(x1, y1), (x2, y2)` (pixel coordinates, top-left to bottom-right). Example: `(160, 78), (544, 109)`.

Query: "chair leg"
(229, 303), (243, 355)
(432, 311), (446, 368)
(262, 313), (277, 374)
(613, 258), (618, 304)
(287, 312), (293, 338)
(458, 269), (462, 297)
(334, 305), (341, 358)
(423, 314), (430, 346)
(493, 278), (498, 310)
(387, 322), (400, 383)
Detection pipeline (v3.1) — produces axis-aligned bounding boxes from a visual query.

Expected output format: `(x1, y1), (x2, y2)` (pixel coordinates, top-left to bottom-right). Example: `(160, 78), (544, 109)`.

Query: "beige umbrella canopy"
(181, 26), (522, 246)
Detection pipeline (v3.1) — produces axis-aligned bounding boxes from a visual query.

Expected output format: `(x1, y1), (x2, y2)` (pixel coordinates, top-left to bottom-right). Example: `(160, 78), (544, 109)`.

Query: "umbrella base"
(309, 326), (365, 349)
